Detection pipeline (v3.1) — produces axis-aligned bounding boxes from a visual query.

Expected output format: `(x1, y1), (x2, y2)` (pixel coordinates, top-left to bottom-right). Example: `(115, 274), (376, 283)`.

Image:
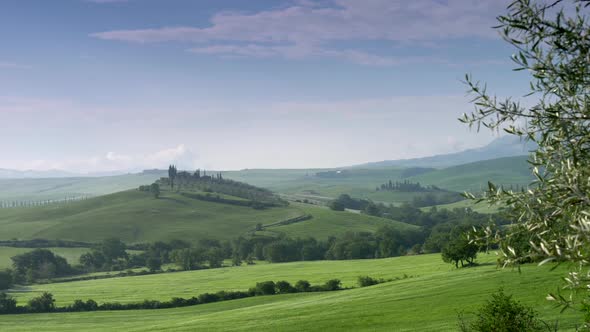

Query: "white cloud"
(9, 144), (200, 173)
(91, 0), (510, 65)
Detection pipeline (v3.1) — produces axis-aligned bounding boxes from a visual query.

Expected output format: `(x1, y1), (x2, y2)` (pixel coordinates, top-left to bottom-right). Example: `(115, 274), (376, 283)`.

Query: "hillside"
(221, 156), (531, 206)
(4, 254), (581, 331)
(408, 156), (533, 192)
(0, 190), (412, 244)
(358, 136), (535, 169)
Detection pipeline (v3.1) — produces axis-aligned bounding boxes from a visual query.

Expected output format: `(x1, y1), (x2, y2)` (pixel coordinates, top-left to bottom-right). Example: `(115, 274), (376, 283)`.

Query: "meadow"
(2, 253), (583, 331)
(0, 190), (410, 243)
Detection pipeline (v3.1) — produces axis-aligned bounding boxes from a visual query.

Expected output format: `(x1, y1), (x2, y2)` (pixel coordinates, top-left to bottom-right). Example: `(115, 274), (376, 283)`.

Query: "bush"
(459, 289), (548, 332)
(0, 293), (17, 314)
(295, 280), (311, 292)
(254, 281), (276, 295)
(322, 279), (342, 291)
(357, 276), (379, 287)
(0, 270), (13, 290)
(275, 280), (295, 294)
(27, 292), (55, 313)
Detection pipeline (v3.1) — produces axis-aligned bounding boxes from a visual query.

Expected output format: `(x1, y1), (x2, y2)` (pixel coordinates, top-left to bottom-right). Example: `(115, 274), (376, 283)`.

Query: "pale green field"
(0, 190), (412, 244)
(1, 253), (583, 331)
(421, 199), (502, 214)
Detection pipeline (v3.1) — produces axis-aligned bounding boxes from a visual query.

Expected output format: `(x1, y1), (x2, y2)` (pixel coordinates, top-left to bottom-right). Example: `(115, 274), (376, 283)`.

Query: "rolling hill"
(408, 156), (533, 192)
(0, 189), (413, 244)
(3, 253), (581, 331)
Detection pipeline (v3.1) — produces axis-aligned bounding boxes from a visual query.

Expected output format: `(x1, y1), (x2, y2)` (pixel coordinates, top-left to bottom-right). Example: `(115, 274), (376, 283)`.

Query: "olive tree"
(461, 0), (590, 319)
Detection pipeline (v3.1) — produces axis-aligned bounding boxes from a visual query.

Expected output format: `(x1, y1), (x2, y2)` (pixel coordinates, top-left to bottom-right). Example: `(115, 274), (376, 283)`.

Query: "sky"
(0, 0), (532, 172)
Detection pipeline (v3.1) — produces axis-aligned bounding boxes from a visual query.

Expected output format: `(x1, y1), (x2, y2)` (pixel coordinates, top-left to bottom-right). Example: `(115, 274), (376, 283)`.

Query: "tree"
(168, 164), (177, 190)
(150, 183), (160, 198)
(0, 293), (17, 314)
(460, 0), (590, 316)
(459, 289), (548, 332)
(170, 248), (203, 270)
(27, 292), (55, 313)
(0, 270), (13, 290)
(295, 280), (311, 292)
(275, 280), (295, 294)
(328, 200), (345, 211)
(96, 238), (128, 263)
(146, 256), (162, 272)
(254, 281), (276, 295)
(442, 229), (478, 268)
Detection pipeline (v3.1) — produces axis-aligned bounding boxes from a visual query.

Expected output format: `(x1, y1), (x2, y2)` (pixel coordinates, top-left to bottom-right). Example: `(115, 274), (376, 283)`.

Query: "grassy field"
(409, 156), (532, 192)
(421, 199), (502, 214)
(0, 247), (91, 269)
(2, 253), (583, 331)
(222, 156), (531, 206)
(0, 190), (410, 244)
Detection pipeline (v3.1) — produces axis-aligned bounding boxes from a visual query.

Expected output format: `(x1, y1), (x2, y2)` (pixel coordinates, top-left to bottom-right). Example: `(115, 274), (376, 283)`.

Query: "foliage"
(80, 238), (128, 271)
(441, 228), (478, 268)
(0, 293), (17, 314)
(460, 0), (590, 319)
(27, 292), (55, 313)
(0, 278), (352, 315)
(459, 289), (548, 332)
(357, 276), (380, 287)
(11, 249), (73, 283)
(0, 270), (13, 290)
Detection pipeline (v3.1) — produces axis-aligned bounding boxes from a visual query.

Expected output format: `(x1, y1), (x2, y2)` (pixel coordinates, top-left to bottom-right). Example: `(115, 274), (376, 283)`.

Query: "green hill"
(0, 190), (412, 244)
(221, 156), (531, 206)
(408, 156), (532, 192)
(3, 253), (580, 331)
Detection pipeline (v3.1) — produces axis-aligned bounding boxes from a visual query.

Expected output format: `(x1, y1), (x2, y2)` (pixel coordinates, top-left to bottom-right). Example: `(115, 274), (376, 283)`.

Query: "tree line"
(161, 164), (288, 206)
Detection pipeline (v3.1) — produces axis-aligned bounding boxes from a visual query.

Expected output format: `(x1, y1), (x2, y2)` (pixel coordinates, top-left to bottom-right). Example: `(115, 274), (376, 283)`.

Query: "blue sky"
(0, 0), (530, 172)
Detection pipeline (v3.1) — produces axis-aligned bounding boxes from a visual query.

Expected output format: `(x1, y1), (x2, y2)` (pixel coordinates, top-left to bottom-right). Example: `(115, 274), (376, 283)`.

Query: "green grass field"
(222, 156), (531, 206)
(0, 190), (410, 244)
(2, 253), (583, 331)
(409, 156), (532, 192)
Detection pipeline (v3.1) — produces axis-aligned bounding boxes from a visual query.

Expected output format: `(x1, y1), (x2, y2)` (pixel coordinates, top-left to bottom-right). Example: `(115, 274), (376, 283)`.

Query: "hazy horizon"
(1, 0), (526, 172)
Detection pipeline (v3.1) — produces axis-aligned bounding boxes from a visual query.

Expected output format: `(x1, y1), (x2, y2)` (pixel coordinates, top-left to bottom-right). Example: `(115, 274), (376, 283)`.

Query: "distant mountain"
(0, 168), (137, 179)
(359, 136), (535, 169)
(0, 168), (81, 179)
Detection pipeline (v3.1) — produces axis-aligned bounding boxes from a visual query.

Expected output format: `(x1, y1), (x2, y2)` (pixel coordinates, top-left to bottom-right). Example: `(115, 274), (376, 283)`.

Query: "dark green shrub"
(0, 293), (17, 314)
(459, 289), (548, 332)
(357, 276), (379, 287)
(275, 280), (295, 294)
(295, 280), (311, 292)
(254, 281), (276, 295)
(27, 292), (55, 313)
(322, 279), (342, 291)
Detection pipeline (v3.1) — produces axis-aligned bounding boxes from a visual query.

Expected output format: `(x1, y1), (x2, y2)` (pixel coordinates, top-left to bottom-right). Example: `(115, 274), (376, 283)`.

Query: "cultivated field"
(3, 253), (582, 331)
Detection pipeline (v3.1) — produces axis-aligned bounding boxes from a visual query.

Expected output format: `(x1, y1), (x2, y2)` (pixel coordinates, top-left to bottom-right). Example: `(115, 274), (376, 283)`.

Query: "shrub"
(459, 289), (548, 332)
(275, 280), (295, 294)
(0, 293), (17, 314)
(322, 279), (342, 291)
(0, 270), (13, 290)
(295, 280), (311, 292)
(254, 281), (276, 295)
(27, 292), (55, 313)
(357, 276), (379, 287)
